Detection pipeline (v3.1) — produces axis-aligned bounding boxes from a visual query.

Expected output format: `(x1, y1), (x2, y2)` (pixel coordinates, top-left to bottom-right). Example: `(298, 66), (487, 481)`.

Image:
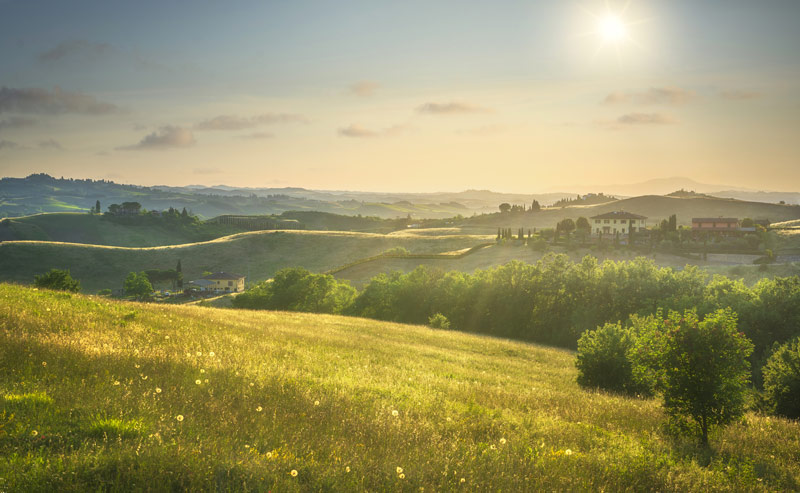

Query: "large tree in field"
(499, 203), (511, 213)
(644, 309), (753, 445)
(34, 269), (81, 292)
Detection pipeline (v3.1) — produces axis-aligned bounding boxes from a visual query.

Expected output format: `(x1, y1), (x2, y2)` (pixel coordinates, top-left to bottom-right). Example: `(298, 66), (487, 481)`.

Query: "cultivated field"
(1, 284), (798, 491)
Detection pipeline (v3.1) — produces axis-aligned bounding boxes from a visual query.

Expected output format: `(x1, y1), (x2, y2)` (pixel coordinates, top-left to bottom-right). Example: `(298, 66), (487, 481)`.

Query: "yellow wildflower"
(176, 415), (184, 422)
(290, 470), (298, 477)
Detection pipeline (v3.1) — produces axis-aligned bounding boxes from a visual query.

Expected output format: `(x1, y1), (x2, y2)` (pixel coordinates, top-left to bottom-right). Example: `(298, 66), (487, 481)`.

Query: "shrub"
(428, 313), (450, 330)
(33, 269), (81, 292)
(762, 337), (800, 419)
(383, 246), (410, 256)
(576, 322), (651, 395)
(97, 288), (112, 296)
(528, 237), (548, 252)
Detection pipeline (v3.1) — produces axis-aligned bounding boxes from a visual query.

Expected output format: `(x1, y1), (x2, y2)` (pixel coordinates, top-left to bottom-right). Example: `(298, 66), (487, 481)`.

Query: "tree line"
(233, 254), (800, 381)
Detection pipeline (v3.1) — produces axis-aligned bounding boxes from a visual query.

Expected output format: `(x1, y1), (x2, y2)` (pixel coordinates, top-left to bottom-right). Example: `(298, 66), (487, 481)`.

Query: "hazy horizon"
(1, 1), (799, 192)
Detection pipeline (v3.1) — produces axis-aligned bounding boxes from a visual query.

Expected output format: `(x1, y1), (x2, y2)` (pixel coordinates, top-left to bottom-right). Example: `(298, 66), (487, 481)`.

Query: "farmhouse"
(691, 217), (739, 233)
(590, 211), (647, 236)
(189, 272), (245, 293)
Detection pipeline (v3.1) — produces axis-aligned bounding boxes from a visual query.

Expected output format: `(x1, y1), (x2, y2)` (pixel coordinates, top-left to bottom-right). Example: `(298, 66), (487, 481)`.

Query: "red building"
(691, 217), (739, 232)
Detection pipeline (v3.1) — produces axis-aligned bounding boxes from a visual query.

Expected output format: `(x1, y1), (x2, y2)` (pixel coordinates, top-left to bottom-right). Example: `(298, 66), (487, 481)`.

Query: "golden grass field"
(1, 284), (799, 491)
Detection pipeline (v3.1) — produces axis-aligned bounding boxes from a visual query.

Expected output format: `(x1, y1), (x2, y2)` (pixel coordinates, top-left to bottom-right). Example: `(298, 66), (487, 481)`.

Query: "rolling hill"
(0, 230), (483, 293)
(0, 212), (248, 247)
(1, 284), (798, 490)
(462, 194), (800, 233)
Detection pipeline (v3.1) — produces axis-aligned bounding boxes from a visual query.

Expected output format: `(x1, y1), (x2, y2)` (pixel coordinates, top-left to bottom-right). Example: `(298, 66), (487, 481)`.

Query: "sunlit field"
(1, 284), (798, 491)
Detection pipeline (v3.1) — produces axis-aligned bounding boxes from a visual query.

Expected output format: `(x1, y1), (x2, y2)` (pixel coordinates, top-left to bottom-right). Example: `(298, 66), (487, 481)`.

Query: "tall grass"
(1, 283), (798, 490)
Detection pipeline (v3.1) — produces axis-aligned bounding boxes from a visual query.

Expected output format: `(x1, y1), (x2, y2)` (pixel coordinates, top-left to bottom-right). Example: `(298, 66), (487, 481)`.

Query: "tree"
(648, 309), (753, 445)
(34, 269), (81, 292)
(95, 200), (101, 214)
(668, 214), (677, 232)
(741, 217), (754, 228)
(558, 218), (576, 237)
(121, 202), (142, 215)
(176, 259), (183, 290)
(181, 207), (189, 218)
(576, 216), (591, 244)
(124, 271), (153, 300)
(762, 337), (800, 419)
(499, 203), (511, 213)
(530, 200), (541, 212)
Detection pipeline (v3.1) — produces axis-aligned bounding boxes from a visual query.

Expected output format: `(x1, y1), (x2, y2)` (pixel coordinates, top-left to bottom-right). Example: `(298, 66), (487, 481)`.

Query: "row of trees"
(498, 200), (541, 213)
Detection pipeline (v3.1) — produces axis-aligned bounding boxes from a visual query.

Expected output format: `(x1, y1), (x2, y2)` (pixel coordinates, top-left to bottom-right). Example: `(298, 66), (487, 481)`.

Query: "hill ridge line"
(0, 229), (394, 251)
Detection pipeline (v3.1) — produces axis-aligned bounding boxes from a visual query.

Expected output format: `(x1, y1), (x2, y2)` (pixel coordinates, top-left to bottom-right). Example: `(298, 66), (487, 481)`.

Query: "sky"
(0, 0), (798, 192)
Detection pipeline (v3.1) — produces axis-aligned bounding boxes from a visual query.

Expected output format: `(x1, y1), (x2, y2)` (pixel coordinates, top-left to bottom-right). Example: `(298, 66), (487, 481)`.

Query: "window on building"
(621, 219), (627, 224)
(604, 219), (610, 224)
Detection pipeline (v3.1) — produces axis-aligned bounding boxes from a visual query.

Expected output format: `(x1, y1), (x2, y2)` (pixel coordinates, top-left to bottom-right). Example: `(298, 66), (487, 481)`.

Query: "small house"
(590, 211), (647, 236)
(188, 272), (245, 293)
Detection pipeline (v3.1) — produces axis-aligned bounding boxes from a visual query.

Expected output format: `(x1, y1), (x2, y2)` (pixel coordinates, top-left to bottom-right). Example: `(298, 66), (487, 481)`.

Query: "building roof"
(590, 211), (647, 220)
(202, 271), (245, 280)
(189, 279), (216, 287)
(692, 217), (738, 223)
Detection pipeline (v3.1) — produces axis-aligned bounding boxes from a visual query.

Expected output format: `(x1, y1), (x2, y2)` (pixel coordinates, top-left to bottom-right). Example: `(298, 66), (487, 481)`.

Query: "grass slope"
(1, 285), (798, 491)
(0, 213), (246, 247)
(0, 231), (482, 293)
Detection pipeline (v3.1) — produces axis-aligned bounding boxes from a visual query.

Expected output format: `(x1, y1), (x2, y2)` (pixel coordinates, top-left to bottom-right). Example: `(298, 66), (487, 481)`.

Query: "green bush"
(383, 246), (410, 256)
(575, 322), (650, 395)
(428, 313), (450, 330)
(762, 337), (800, 419)
(97, 288), (112, 296)
(528, 237), (548, 252)
(33, 268), (81, 292)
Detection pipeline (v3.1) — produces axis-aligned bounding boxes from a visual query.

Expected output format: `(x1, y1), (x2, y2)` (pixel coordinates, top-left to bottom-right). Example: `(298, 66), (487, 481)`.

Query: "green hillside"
(0, 231), (482, 293)
(1, 285), (798, 490)
(0, 213), (247, 247)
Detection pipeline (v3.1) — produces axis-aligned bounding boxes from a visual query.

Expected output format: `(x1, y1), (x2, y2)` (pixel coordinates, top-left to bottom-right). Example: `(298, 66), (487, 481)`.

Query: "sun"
(598, 14), (627, 43)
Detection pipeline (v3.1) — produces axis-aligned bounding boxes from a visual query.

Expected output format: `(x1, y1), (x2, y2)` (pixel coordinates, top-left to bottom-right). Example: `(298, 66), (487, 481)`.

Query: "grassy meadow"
(1, 284), (799, 491)
(0, 230), (482, 293)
